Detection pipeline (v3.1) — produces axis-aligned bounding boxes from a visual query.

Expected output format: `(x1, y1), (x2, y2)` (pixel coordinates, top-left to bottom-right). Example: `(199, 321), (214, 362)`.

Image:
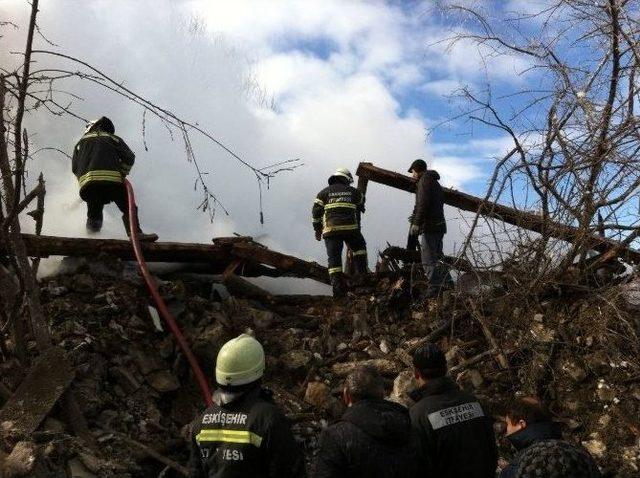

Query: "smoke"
(1, 1), (512, 289)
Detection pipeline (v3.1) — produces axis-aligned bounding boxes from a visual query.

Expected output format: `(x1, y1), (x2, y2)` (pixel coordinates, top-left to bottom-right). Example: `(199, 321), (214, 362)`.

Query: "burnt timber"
(10, 234), (330, 284)
(356, 162), (640, 264)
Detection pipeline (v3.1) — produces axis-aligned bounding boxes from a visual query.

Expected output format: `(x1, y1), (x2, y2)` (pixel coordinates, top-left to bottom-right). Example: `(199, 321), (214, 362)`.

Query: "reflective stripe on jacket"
(188, 386), (305, 478)
(71, 131), (135, 190)
(312, 183), (364, 237)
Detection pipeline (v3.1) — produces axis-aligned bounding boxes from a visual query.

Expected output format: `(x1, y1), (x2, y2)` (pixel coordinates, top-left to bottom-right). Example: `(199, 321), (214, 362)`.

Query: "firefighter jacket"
(501, 421), (601, 478)
(189, 385), (305, 478)
(71, 131), (135, 191)
(314, 398), (421, 478)
(409, 376), (497, 478)
(312, 182), (365, 237)
(411, 170), (446, 234)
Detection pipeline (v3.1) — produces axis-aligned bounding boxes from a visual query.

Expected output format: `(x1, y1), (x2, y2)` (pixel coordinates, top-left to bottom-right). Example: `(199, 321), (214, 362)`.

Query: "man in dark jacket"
(189, 334), (305, 478)
(72, 116), (157, 241)
(407, 159), (452, 297)
(501, 398), (600, 478)
(314, 366), (420, 478)
(312, 168), (367, 297)
(409, 343), (497, 478)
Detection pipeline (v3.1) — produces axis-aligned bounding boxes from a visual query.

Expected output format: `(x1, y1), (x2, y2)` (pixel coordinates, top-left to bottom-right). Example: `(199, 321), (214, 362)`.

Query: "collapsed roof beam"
(8, 234), (329, 282)
(356, 162), (640, 263)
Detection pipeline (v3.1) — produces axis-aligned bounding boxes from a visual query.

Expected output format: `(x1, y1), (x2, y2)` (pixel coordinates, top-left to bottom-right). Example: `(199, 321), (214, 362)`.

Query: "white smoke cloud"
(1, 0), (519, 292)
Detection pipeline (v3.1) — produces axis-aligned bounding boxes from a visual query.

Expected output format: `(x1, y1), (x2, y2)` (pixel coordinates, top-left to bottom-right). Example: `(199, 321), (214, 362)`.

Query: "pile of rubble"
(1, 255), (639, 477)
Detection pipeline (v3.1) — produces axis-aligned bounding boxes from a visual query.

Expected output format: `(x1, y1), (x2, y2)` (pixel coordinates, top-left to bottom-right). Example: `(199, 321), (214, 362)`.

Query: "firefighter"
(407, 159), (452, 298)
(189, 334), (305, 478)
(312, 168), (367, 297)
(71, 116), (157, 241)
(409, 343), (497, 478)
(314, 365), (420, 478)
(501, 398), (601, 478)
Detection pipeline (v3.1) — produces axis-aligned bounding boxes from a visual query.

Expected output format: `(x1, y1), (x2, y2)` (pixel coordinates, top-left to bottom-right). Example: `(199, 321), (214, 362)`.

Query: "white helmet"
(330, 167), (354, 184)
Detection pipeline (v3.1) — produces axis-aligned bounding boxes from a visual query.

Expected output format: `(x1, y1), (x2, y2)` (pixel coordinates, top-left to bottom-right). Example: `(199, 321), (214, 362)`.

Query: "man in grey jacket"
(407, 159), (452, 298)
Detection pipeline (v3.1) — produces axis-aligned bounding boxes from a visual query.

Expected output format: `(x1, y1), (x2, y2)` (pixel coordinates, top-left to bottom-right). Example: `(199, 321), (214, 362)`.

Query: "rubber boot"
(354, 255), (368, 275)
(122, 214), (158, 242)
(330, 274), (346, 298)
(86, 217), (103, 234)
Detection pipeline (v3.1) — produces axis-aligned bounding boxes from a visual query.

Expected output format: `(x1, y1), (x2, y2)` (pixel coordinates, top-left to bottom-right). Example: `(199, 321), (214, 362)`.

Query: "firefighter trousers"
(324, 231), (368, 276)
(80, 181), (141, 233)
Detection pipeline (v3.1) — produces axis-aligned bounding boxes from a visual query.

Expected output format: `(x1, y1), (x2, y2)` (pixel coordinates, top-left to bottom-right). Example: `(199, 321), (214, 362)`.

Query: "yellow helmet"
(330, 167), (354, 184)
(215, 334), (265, 386)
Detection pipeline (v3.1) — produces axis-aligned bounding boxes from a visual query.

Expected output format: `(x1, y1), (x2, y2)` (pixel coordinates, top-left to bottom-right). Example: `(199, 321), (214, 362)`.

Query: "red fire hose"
(125, 179), (213, 406)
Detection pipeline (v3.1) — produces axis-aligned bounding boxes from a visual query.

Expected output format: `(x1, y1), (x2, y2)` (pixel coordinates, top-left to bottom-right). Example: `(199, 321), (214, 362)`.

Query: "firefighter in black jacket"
(312, 168), (367, 297)
(189, 334), (305, 478)
(71, 116), (157, 241)
(409, 343), (497, 478)
(314, 366), (420, 478)
(407, 159), (452, 297)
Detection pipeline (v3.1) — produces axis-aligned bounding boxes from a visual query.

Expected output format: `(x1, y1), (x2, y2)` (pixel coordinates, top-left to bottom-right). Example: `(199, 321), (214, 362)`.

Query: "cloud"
(0, 0), (524, 290)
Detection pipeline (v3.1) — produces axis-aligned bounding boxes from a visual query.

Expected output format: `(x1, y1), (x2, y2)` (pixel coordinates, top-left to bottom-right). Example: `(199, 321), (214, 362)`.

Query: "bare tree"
(437, 0), (640, 286)
(0, 2), (298, 360)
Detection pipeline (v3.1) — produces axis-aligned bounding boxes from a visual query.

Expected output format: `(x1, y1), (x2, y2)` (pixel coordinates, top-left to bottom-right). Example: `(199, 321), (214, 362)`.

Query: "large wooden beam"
(356, 162), (640, 263)
(6, 234), (330, 282)
(231, 242), (330, 284)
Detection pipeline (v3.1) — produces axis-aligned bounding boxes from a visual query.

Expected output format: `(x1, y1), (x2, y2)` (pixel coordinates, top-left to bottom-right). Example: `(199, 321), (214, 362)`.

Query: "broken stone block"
(467, 369), (484, 389)
(445, 345), (461, 365)
(621, 277), (640, 310)
(281, 350), (313, 371)
(561, 360), (587, 383)
(388, 370), (415, 407)
(582, 435), (607, 459)
(132, 350), (164, 376)
(585, 350), (610, 375)
(73, 274), (95, 293)
(304, 382), (331, 409)
(596, 380), (616, 402)
(67, 457), (97, 478)
(3, 441), (39, 477)
(110, 366), (141, 394)
(146, 370), (180, 393)
(332, 358), (402, 378)
(529, 322), (555, 343)
(251, 309), (275, 329)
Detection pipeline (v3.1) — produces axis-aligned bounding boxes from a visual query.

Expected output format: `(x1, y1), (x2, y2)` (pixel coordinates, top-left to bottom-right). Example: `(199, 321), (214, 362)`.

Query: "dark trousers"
(80, 181), (140, 232)
(420, 232), (453, 295)
(324, 231), (368, 275)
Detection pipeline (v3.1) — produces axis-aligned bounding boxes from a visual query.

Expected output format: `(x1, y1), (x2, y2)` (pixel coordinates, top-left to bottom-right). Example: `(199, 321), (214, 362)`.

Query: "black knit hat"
(515, 440), (601, 478)
(408, 159), (427, 173)
(412, 343), (447, 378)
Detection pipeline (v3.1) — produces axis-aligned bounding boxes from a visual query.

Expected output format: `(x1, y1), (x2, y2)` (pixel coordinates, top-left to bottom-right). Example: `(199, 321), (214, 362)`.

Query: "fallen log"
(8, 234), (329, 283)
(356, 162), (640, 263)
(231, 242), (330, 284)
(0, 347), (74, 435)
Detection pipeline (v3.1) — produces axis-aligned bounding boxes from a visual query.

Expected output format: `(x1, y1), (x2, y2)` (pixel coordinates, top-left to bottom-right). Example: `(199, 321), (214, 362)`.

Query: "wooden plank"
(8, 234), (327, 281)
(231, 243), (330, 284)
(0, 347), (74, 435)
(356, 162), (640, 263)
